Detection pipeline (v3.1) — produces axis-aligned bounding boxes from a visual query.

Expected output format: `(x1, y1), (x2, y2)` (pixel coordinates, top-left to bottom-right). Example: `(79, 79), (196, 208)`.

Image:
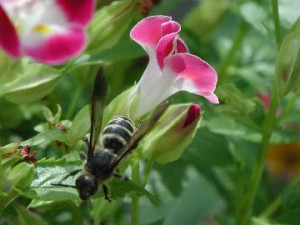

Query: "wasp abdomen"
(102, 116), (135, 154)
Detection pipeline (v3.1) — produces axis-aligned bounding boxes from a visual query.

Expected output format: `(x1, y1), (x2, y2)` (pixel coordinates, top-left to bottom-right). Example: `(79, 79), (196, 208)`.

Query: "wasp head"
(75, 175), (98, 201)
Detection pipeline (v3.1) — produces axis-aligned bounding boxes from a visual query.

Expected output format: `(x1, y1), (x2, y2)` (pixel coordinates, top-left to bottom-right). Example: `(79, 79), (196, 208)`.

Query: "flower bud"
(139, 103), (201, 164)
(275, 19), (300, 97)
(86, 0), (138, 55)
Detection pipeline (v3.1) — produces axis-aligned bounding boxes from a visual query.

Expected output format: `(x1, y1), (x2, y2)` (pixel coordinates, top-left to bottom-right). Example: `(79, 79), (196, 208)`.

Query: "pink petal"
(182, 104), (201, 128)
(23, 26), (86, 65)
(130, 15), (171, 47)
(0, 5), (20, 57)
(164, 53), (219, 104)
(156, 34), (189, 69)
(161, 21), (181, 36)
(56, 0), (94, 27)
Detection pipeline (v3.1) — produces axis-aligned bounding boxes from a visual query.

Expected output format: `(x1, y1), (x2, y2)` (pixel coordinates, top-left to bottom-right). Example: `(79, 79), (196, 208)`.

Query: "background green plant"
(1, 0), (300, 225)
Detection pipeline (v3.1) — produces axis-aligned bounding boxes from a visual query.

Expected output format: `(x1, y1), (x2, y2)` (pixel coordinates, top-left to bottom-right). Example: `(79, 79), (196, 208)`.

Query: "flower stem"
(236, 89), (280, 225)
(131, 160), (140, 225)
(272, 0), (281, 49)
(69, 202), (81, 225)
(141, 158), (155, 187)
(218, 21), (249, 82)
(259, 196), (282, 219)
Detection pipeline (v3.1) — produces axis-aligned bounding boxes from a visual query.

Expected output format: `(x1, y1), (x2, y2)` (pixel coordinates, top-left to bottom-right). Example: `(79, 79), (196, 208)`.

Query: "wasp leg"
(102, 184), (111, 202)
(113, 173), (128, 181)
(79, 152), (86, 161)
(83, 136), (89, 146)
(56, 169), (81, 184)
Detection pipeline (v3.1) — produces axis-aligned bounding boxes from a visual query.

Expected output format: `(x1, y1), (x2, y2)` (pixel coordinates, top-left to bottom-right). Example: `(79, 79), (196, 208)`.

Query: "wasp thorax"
(102, 116), (135, 154)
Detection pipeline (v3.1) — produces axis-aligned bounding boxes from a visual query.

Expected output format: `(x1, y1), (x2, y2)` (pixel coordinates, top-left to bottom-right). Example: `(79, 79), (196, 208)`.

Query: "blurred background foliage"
(1, 0), (300, 225)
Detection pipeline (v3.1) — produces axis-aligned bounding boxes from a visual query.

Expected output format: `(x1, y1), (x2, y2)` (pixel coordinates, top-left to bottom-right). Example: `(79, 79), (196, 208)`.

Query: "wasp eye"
(75, 175), (98, 201)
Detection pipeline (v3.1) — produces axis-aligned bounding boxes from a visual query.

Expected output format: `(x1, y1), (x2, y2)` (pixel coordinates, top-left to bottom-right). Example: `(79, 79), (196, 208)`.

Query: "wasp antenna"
(51, 183), (77, 189)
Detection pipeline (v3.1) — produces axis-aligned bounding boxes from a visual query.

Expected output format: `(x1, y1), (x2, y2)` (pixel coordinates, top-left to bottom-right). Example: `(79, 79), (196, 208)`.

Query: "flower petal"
(164, 53), (219, 104)
(0, 5), (20, 57)
(161, 20), (181, 36)
(23, 25), (86, 65)
(55, 0), (95, 26)
(130, 15), (171, 48)
(156, 34), (188, 69)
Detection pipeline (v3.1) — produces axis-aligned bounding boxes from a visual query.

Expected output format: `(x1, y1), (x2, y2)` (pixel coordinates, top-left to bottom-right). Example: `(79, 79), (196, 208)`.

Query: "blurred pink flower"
(129, 15), (218, 117)
(0, 0), (94, 65)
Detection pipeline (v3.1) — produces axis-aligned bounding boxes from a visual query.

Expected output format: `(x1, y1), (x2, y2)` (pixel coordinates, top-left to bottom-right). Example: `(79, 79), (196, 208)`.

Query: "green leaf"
(216, 83), (256, 116)
(240, 2), (271, 36)
(109, 179), (160, 205)
(1, 64), (62, 103)
(75, 40), (145, 66)
(162, 168), (225, 225)
(14, 203), (48, 225)
(7, 163), (35, 190)
(203, 115), (261, 143)
(0, 143), (22, 167)
(19, 158), (80, 201)
(185, 128), (234, 167)
(65, 105), (90, 147)
(21, 129), (66, 146)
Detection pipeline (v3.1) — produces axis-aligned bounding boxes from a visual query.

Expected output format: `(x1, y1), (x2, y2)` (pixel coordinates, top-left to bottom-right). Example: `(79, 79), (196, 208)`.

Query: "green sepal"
(139, 103), (201, 164)
(41, 104), (62, 124)
(102, 86), (139, 126)
(275, 19), (300, 97)
(1, 64), (61, 103)
(86, 0), (139, 55)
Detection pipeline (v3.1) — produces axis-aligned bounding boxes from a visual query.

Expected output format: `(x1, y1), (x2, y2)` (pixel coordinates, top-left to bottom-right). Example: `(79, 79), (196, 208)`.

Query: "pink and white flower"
(130, 15), (218, 117)
(0, 0), (94, 65)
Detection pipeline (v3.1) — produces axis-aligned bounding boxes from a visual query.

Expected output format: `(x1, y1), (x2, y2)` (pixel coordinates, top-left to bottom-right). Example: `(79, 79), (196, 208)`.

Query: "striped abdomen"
(102, 116), (135, 154)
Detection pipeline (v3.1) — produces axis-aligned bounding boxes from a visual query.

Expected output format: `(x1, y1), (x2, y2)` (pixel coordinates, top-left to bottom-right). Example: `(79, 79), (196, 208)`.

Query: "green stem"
(218, 21), (249, 82)
(271, 0), (281, 48)
(236, 89), (280, 225)
(141, 158), (155, 187)
(131, 160), (140, 225)
(69, 202), (81, 225)
(260, 196), (282, 219)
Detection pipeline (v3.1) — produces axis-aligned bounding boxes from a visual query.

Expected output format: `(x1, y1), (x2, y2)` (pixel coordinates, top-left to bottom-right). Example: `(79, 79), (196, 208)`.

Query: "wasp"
(53, 70), (168, 201)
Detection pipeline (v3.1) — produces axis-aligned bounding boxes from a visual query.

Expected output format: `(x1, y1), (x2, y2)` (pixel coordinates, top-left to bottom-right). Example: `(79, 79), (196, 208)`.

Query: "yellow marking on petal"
(33, 25), (52, 34)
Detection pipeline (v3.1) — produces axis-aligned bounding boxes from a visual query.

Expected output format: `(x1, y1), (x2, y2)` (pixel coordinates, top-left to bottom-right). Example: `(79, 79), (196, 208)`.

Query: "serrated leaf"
(19, 158), (81, 201)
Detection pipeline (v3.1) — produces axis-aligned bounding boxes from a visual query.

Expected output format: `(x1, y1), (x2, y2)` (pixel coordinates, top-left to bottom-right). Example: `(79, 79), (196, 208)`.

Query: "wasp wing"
(111, 101), (169, 168)
(88, 69), (107, 159)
